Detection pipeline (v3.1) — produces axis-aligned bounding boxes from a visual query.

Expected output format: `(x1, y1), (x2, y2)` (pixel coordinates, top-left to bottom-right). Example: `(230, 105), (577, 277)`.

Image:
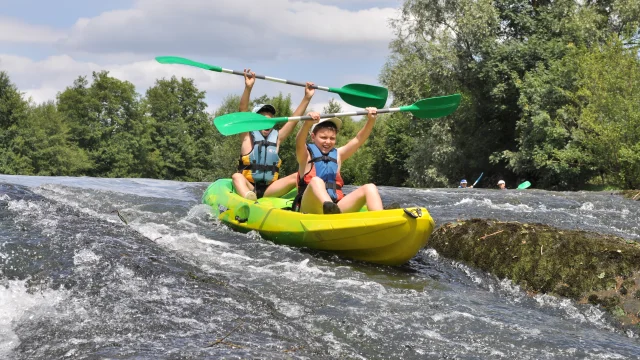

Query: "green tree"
(144, 76), (214, 181)
(500, 40), (640, 190)
(58, 71), (152, 178)
(369, 113), (411, 187)
(497, 45), (591, 189)
(0, 71), (31, 174)
(0, 72), (90, 175)
(575, 40), (640, 188)
(382, 0), (640, 189)
(18, 102), (90, 175)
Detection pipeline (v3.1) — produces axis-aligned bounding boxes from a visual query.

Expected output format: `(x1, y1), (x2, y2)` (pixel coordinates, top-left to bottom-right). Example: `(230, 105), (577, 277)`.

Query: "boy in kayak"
(459, 179), (473, 188)
(293, 108), (383, 214)
(232, 69), (315, 200)
(497, 180), (506, 190)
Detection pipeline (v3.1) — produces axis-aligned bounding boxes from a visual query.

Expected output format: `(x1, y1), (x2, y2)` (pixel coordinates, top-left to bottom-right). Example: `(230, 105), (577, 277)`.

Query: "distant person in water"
(459, 179), (473, 188)
(293, 108), (384, 214)
(497, 180), (506, 190)
(231, 68), (315, 201)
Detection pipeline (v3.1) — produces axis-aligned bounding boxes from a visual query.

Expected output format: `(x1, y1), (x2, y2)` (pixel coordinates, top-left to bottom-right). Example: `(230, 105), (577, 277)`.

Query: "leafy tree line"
(0, 70), (377, 184)
(1, 70), (217, 181)
(1, 0), (639, 189)
(377, 0), (640, 190)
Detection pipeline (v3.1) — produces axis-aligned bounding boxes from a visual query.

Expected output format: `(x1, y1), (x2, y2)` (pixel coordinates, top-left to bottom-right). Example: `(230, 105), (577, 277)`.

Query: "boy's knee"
(309, 176), (324, 186)
(363, 183), (379, 194)
(232, 173), (243, 181)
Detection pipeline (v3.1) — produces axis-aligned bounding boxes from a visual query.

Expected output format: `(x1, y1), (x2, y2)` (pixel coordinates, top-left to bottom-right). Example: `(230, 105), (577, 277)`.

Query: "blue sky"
(0, 0), (402, 113)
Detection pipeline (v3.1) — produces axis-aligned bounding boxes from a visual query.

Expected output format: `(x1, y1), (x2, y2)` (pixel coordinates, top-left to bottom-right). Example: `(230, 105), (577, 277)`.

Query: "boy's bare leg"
(232, 173), (256, 199)
(337, 183), (383, 212)
(300, 177), (334, 214)
(263, 172), (298, 198)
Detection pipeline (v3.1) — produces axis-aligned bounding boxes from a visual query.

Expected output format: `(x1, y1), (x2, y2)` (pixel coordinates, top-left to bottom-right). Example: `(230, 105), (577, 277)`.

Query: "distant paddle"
(472, 172), (484, 187)
(517, 181), (531, 189)
(156, 56), (388, 108)
(213, 94), (462, 136)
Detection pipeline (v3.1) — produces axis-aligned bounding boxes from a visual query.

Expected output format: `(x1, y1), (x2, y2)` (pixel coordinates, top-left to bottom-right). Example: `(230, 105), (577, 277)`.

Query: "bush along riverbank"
(428, 219), (640, 332)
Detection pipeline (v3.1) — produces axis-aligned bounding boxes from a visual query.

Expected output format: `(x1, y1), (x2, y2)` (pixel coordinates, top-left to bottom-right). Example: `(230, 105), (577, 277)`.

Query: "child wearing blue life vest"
(459, 179), (473, 188)
(232, 69), (315, 200)
(293, 108), (383, 214)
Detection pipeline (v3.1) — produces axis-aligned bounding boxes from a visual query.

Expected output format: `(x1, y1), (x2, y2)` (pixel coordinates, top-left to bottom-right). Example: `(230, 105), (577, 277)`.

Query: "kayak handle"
(403, 208), (422, 219)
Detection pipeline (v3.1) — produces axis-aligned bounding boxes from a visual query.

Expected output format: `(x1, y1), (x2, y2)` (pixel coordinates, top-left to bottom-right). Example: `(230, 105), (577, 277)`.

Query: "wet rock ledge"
(620, 190), (640, 201)
(429, 219), (640, 330)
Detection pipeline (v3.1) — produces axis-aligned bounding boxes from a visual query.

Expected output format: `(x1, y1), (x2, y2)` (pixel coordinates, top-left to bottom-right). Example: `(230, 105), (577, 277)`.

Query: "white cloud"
(58, 0), (396, 60)
(304, 0), (399, 4)
(0, 0), (397, 113)
(0, 17), (65, 43)
(2, 53), (368, 114)
(22, 87), (59, 105)
(0, 54), (239, 106)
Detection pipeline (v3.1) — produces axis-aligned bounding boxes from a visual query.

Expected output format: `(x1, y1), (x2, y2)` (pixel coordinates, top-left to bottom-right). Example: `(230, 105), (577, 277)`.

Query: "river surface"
(1, 175), (639, 359)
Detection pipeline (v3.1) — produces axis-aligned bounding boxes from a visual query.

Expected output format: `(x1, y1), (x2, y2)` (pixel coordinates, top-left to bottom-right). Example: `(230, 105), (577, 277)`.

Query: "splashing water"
(1, 175), (639, 359)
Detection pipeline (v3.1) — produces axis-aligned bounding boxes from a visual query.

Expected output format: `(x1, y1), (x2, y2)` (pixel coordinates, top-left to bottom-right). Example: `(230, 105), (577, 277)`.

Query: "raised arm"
(296, 112), (320, 173)
(279, 82), (315, 142)
(237, 69), (255, 149)
(338, 107), (377, 161)
(239, 68), (255, 112)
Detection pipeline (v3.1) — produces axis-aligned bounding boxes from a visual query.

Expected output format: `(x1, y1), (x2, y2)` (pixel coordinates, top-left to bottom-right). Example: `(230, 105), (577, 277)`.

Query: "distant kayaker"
(231, 69), (315, 200)
(293, 108), (383, 214)
(459, 179), (473, 188)
(497, 180), (507, 190)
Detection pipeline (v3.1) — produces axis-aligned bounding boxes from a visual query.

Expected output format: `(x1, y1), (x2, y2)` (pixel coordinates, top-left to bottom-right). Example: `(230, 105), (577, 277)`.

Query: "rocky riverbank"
(428, 219), (640, 331)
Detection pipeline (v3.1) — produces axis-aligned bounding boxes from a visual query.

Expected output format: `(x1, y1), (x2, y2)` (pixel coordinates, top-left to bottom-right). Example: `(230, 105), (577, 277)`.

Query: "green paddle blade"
(155, 56), (223, 72)
(329, 84), (388, 108)
(213, 112), (283, 136)
(517, 181), (531, 189)
(401, 94), (461, 118)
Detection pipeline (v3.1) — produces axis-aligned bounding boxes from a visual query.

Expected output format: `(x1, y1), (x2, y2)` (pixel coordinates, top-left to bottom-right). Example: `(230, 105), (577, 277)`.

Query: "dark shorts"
(252, 182), (268, 199)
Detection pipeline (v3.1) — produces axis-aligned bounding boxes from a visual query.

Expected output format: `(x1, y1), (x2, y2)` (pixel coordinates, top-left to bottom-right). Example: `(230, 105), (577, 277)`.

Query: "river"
(1, 175), (639, 359)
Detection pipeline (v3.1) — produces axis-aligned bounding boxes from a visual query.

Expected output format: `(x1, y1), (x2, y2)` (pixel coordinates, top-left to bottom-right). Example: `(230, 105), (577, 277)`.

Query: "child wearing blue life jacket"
(293, 108), (383, 214)
(232, 69), (315, 200)
(459, 179), (473, 188)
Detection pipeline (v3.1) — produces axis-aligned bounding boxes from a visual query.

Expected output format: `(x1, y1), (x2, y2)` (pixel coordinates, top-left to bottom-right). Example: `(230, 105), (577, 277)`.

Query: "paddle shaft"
(472, 172), (484, 187)
(156, 56), (388, 108)
(276, 108), (404, 123)
(217, 68), (330, 91)
(213, 93), (461, 135)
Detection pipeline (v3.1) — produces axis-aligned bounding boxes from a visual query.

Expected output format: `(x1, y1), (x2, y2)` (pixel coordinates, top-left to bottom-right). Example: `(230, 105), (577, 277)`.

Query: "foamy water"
(1, 176), (639, 358)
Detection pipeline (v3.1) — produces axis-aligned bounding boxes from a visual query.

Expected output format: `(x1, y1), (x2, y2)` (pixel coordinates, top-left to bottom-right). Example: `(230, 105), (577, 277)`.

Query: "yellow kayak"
(202, 179), (435, 265)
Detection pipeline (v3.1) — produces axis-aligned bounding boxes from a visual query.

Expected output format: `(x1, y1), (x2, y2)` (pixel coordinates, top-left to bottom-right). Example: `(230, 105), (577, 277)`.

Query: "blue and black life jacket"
(294, 144), (344, 211)
(238, 130), (281, 186)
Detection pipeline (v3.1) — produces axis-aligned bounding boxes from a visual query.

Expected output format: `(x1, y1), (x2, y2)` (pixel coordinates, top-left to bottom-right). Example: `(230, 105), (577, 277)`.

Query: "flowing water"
(1, 175), (639, 359)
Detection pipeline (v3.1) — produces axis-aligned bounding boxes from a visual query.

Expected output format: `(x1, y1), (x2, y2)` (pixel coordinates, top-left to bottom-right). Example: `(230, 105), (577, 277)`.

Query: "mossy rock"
(429, 219), (640, 329)
(620, 190), (640, 201)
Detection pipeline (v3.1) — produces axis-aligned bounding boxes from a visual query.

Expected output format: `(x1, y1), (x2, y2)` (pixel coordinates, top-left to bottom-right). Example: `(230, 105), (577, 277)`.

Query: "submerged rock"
(429, 219), (640, 330)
